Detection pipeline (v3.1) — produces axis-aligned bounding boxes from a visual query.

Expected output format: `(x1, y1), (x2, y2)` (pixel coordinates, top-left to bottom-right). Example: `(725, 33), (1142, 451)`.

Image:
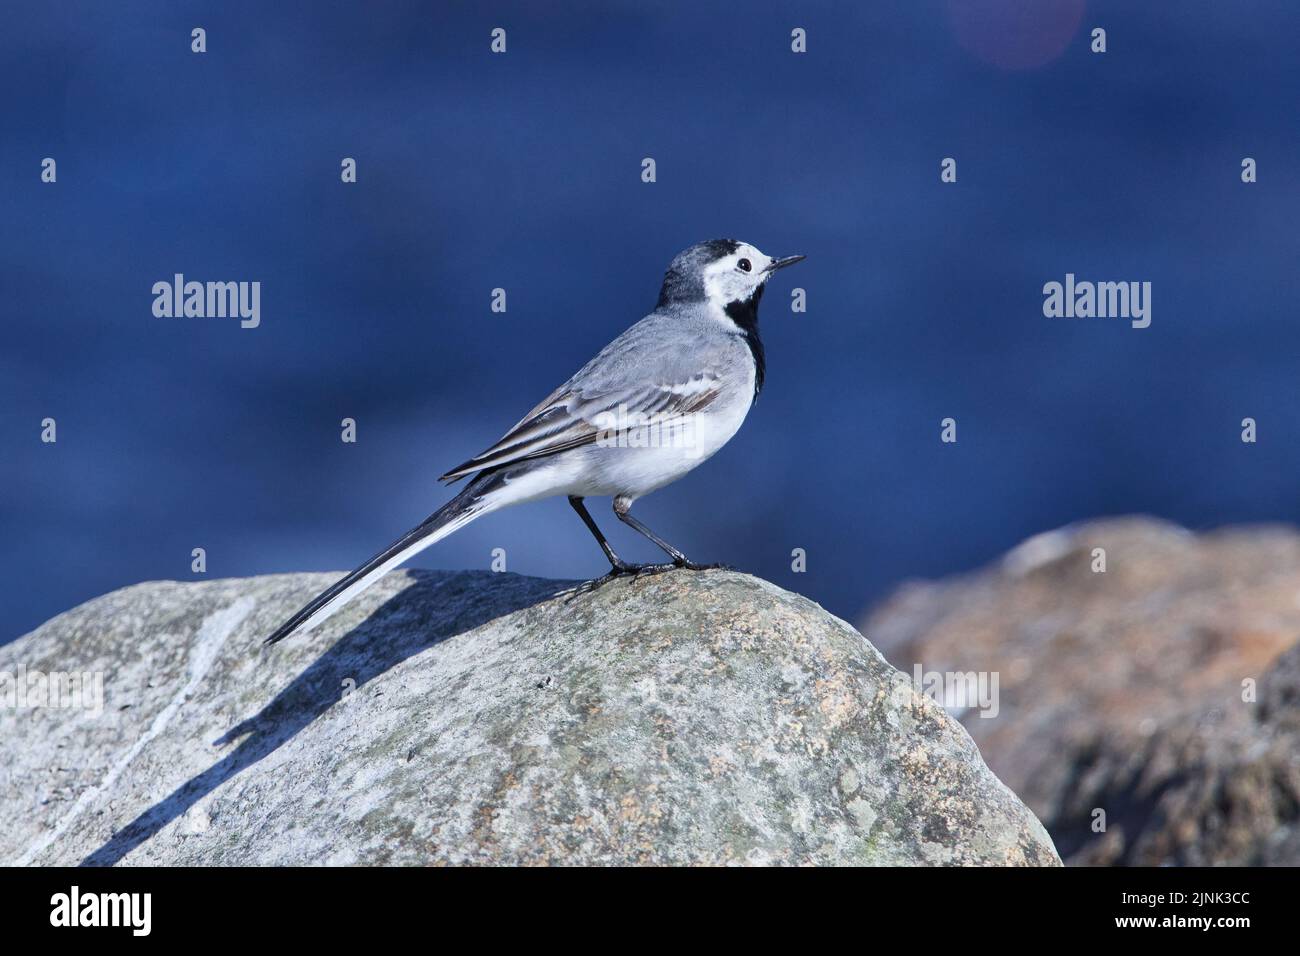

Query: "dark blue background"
(4, 1), (1298, 643)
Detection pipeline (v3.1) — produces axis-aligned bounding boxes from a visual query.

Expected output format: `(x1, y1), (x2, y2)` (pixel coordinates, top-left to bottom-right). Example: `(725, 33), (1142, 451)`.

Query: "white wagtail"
(265, 240), (804, 644)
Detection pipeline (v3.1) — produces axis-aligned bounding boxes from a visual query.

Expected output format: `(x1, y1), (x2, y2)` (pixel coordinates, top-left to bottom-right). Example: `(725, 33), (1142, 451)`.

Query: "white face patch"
(702, 243), (773, 311)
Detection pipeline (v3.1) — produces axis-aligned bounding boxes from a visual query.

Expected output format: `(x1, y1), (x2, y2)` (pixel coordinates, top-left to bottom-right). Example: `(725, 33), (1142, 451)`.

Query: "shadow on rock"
(80, 570), (567, 866)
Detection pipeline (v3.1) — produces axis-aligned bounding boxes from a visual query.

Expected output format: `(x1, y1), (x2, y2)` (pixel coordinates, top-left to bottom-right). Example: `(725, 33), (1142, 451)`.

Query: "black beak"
(765, 254), (806, 273)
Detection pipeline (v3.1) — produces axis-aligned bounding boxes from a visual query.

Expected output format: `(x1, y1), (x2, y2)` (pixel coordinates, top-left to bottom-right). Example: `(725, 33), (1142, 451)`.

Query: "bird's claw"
(673, 559), (731, 571)
(616, 561), (677, 577)
(563, 562), (670, 601)
(564, 559), (728, 603)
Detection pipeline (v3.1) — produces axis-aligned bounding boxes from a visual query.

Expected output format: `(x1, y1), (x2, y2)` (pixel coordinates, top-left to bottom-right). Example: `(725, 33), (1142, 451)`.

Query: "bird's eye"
(738, 258), (752, 272)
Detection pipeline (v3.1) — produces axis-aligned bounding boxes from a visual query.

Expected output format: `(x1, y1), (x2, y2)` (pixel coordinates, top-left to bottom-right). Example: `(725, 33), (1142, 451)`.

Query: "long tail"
(264, 472), (505, 645)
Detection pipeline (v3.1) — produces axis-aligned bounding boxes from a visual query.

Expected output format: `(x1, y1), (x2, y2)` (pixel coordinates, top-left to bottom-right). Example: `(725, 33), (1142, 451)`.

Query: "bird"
(264, 239), (804, 645)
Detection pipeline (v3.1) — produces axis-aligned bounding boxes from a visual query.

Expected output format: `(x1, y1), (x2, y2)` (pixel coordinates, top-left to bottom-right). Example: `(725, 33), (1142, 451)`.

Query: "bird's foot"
(611, 560), (678, 578)
(672, 558), (732, 571)
(564, 561), (677, 601)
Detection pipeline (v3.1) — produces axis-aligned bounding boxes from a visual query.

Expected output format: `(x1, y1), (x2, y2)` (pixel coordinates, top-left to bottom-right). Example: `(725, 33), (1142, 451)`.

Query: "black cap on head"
(657, 239), (740, 306)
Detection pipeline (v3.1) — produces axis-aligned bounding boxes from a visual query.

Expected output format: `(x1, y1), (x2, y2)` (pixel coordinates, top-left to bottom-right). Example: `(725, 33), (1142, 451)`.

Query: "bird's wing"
(439, 316), (726, 482)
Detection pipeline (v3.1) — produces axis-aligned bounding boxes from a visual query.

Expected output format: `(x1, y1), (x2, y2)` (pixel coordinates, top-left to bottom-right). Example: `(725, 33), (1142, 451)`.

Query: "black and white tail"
(264, 472), (505, 645)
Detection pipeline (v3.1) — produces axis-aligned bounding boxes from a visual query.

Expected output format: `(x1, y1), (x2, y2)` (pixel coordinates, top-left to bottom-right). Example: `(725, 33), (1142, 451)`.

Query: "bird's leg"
(568, 496), (671, 577)
(568, 496), (625, 569)
(562, 497), (674, 601)
(612, 497), (727, 571)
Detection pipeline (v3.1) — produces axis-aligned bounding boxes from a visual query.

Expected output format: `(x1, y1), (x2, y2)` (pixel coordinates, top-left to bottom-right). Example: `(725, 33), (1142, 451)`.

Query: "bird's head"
(657, 239), (805, 318)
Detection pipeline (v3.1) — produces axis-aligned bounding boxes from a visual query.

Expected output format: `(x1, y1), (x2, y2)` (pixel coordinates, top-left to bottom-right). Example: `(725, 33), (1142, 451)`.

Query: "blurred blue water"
(4, 1), (1299, 642)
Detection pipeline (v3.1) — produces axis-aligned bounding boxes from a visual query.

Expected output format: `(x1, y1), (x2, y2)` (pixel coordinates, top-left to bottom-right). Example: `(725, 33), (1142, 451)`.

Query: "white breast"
(562, 362), (756, 502)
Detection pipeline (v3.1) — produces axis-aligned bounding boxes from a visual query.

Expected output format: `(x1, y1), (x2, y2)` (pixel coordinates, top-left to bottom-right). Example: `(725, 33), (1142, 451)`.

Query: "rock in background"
(2, 569), (1057, 866)
(864, 517), (1300, 865)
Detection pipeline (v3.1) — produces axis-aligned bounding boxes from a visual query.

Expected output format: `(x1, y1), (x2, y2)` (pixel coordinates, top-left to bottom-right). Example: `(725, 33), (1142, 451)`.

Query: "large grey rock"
(2, 569), (1057, 866)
